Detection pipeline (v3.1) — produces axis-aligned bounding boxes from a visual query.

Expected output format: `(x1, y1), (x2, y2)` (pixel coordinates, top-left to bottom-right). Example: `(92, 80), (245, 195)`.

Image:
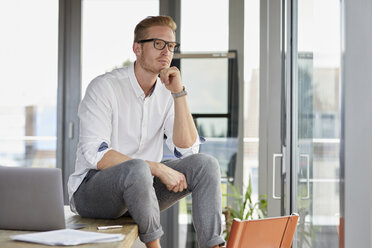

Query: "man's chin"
(157, 65), (170, 72)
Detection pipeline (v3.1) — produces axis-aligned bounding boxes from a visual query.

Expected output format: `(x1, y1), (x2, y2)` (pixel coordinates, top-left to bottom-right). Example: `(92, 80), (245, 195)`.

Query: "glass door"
(292, 0), (341, 247)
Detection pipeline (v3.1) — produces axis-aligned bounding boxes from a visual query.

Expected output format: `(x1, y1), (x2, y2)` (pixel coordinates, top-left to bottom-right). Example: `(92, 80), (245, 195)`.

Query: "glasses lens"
(152, 39), (179, 52)
(167, 42), (178, 52)
(174, 44), (180, 52)
(154, 39), (166, 50)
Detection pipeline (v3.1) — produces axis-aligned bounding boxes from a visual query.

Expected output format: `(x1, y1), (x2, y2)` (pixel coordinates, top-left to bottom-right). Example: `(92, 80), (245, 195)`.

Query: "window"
(294, 0), (341, 246)
(0, 0), (59, 168)
(173, 52), (238, 248)
(81, 0), (159, 96)
(244, 0), (260, 208)
(181, 0), (228, 52)
(178, 1), (231, 246)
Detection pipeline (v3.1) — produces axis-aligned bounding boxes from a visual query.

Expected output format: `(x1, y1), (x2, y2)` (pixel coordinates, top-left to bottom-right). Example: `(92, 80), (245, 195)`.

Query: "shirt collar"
(129, 62), (158, 99)
(148, 81), (157, 97)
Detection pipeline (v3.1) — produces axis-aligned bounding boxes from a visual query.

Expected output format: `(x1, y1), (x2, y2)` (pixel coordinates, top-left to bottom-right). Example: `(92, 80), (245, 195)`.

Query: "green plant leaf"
(223, 175), (269, 239)
(230, 208), (240, 219)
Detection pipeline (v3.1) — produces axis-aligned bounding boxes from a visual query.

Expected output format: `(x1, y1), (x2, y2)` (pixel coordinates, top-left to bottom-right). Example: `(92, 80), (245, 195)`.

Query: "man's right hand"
(147, 161), (188, 193)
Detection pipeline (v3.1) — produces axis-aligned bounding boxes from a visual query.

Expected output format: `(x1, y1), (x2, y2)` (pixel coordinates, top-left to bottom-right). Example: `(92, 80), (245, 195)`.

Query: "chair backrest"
(226, 214), (299, 248)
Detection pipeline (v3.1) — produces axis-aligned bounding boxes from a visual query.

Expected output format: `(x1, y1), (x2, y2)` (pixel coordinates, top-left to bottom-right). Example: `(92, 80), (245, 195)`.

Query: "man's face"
(135, 25), (176, 74)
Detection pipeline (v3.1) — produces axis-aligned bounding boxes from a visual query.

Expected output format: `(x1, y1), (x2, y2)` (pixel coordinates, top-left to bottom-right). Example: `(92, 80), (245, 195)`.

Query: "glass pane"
(295, 0), (341, 247)
(81, 0), (159, 97)
(0, 1), (58, 168)
(179, 2), (229, 244)
(244, 0), (260, 204)
(181, 58), (228, 114)
(196, 118), (227, 138)
(177, 58), (233, 247)
(200, 137), (238, 179)
(195, 117), (237, 179)
(181, 0), (228, 52)
(163, 116), (234, 178)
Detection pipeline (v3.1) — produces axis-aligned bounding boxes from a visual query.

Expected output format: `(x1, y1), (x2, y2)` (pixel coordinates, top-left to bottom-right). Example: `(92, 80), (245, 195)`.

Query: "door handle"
(272, 153), (283, 200)
(300, 154), (310, 200)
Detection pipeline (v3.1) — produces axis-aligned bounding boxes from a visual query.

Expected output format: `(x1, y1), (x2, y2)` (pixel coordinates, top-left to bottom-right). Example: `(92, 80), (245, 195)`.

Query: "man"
(68, 16), (224, 248)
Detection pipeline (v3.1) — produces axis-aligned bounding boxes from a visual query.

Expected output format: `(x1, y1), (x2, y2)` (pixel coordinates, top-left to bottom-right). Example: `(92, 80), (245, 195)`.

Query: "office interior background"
(0, 0), (371, 247)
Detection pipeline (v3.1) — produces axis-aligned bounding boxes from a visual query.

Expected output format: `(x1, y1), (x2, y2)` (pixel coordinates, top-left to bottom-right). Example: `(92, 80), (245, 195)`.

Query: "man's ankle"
(146, 239), (161, 248)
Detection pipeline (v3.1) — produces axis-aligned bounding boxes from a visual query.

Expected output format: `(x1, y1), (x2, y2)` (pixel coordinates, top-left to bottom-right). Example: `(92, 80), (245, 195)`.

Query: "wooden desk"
(0, 206), (138, 248)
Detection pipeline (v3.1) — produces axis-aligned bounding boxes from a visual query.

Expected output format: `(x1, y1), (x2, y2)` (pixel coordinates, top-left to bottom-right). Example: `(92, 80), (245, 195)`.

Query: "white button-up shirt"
(68, 63), (202, 211)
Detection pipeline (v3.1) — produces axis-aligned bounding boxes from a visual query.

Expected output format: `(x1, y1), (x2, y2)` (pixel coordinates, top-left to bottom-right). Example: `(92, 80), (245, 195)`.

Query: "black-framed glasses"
(137, 38), (180, 53)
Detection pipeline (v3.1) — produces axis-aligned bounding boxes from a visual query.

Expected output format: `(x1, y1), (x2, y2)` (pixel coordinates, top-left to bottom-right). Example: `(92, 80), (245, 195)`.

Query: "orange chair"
(223, 214), (299, 248)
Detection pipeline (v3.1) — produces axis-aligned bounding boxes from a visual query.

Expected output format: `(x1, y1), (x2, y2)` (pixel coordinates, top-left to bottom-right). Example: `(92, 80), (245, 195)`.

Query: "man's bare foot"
(146, 239), (161, 248)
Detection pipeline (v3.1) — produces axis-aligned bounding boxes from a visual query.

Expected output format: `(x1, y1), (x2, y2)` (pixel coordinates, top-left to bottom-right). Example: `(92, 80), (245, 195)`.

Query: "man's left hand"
(160, 66), (183, 93)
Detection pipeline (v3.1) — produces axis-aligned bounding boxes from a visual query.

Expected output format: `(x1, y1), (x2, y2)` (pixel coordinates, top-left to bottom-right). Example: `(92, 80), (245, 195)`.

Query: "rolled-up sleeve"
(171, 135), (206, 158)
(163, 101), (205, 159)
(78, 78), (114, 168)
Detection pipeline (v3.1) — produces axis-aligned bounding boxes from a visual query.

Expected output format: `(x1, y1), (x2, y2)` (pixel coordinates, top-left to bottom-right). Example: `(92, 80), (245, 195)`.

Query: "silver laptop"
(0, 166), (66, 231)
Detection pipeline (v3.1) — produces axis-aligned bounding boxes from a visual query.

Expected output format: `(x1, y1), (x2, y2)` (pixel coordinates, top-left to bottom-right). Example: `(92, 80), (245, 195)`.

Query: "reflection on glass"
(181, 59), (228, 114)
(81, 0), (159, 96)
(295, 0), (341, 247)
(0, 1), (58, 168)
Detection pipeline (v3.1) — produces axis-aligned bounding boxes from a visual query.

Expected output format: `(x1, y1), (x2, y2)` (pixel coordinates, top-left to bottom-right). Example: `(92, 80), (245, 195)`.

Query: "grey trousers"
(73, 153), (225, 248)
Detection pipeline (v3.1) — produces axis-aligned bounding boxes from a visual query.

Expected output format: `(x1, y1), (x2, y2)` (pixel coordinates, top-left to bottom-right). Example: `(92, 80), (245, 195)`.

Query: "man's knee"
(189, 153), (221, 179)
(116, 159), (153, 188)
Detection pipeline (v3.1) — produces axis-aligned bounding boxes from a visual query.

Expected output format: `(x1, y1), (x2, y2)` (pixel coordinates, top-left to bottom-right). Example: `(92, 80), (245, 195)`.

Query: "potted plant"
(223, 176), (267, 240)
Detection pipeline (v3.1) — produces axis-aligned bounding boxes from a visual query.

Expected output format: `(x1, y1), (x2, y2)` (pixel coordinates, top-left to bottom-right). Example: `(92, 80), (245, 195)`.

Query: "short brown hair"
(134, 16), (177, 42)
